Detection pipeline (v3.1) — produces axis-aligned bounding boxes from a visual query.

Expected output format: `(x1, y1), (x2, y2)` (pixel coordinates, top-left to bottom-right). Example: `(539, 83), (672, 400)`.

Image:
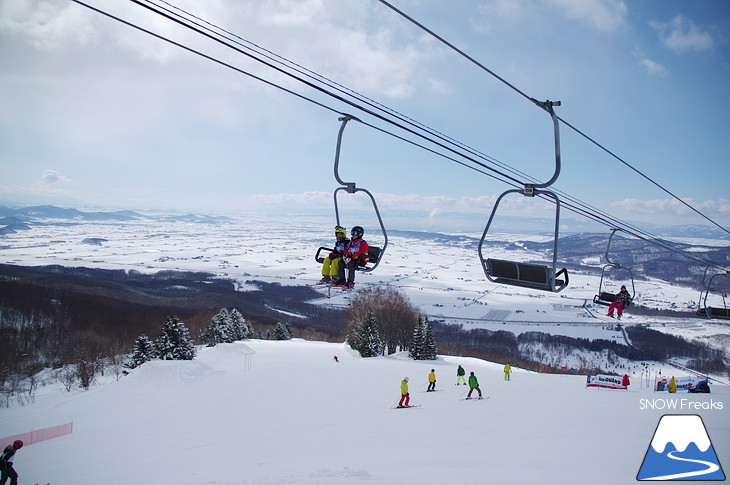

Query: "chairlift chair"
(478, 100), (569, 292)
(697, 267), (730, 319)
(314, 115), (388, 273)
(593, 228), (636, 306)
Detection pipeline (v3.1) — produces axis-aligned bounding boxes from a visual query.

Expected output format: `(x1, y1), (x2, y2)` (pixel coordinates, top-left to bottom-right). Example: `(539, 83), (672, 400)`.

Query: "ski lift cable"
(70, 0), (522, 192)
(142, 0), (532, 183)
(376, 0), (730, 238)
(133, 0), (685, 240)
(75, 0), (727, 274)
(128, 0), (528, 188)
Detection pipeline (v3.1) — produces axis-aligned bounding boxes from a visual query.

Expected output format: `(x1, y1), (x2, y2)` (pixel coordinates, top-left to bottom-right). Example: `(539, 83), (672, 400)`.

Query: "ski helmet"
(13, 440), (23, 449)
(404, 377), (409, 382)
(351, 226), (364, 238)
(335, 225), (346, 236)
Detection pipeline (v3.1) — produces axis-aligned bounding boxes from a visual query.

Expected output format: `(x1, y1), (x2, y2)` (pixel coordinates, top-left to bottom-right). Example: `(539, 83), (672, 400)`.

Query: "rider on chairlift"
(607, 285), (632, 320)
(319, 226), (349, 284)
(334, 226), (369, 289)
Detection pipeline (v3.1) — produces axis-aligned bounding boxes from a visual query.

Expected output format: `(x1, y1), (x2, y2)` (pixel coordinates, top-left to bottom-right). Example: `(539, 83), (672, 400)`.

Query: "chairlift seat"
(486, 258), (568, 292)
(315, 245), (382, 271)
(706, 307), (730, 320)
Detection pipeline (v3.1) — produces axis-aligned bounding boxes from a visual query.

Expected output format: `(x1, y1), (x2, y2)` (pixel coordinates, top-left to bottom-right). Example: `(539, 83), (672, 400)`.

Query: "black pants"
(427, 381), (436, 391)
(338, 257), (363, 283)
(0, 462), (18, 485)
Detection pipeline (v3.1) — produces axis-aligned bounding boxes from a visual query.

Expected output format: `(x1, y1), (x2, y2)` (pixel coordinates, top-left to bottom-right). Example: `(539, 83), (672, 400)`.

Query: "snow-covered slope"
(1, 339), (727, 485)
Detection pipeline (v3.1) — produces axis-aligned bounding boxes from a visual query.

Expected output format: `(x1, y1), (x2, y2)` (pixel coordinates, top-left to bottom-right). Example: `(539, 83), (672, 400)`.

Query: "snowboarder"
(607, 285), (632, 319)
(456, 364), (466, 385)
(333, 355), (339, 363)
(466, 371), (482, 399)
(504, 363), (512, 381)
(398, 377), (410, 407)
(0, 440), (23, 485)
(335, 226), (369, 289)
(427, 369), (436, 391)
(319, 225), (349, 284)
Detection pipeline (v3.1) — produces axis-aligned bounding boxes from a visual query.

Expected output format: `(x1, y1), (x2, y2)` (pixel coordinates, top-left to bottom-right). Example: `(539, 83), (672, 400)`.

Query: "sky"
(1, 339), (727, 485)
(1, 0), (729, 232)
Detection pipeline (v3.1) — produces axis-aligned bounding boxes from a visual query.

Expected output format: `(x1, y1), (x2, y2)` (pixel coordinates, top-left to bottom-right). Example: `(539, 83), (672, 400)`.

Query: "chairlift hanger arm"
(329, 114), (388, 272)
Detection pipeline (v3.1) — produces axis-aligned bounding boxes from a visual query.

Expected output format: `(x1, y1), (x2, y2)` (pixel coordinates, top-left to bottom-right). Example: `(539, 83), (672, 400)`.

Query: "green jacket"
(401, 380), (409, 394)
(469, 374), (479, 388)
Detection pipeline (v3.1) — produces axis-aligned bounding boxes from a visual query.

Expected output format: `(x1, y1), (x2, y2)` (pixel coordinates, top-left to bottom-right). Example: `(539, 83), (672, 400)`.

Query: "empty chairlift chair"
(478, 100), (569, 293)
(697, 268), (730, 320)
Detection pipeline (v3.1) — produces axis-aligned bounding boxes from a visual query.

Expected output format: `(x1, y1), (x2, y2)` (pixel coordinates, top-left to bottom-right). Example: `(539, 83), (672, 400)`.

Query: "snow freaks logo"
(637, 414), (726, 481)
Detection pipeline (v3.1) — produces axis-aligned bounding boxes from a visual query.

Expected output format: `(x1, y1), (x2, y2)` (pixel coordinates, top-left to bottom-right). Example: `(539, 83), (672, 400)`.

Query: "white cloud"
(639, 58), (669, 77)
(651, 15), (714, 53)
(547, 0), (627, 32)
(41, 169), (71, 185)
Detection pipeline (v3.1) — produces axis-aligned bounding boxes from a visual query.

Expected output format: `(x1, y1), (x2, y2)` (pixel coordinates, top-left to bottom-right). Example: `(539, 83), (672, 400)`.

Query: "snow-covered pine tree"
(200, 307), (254, 346)
(273, 322), (292, 340)
(228, 308), (254, 340)
(200, 308), (230, 346)
(155, 316), (196, 360)
(420, 316), (438, 360)
(409, 316), (424, 360)
(358, 311), (382, 358)
(127, 334), (156, 368)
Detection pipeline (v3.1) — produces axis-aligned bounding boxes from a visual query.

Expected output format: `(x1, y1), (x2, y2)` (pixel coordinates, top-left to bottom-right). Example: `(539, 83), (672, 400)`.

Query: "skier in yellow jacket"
(427, 369), (436, 392)
(398, 377), (410, 407)
(504, 363), (512, 381)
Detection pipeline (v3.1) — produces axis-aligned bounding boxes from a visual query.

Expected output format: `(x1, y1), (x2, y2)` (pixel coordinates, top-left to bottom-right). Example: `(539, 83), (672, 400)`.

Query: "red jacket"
(345, 237), (369, 263)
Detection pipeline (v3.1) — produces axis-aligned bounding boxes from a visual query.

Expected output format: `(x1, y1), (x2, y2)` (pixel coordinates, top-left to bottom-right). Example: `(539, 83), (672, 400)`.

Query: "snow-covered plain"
(1, 212), (729, 484)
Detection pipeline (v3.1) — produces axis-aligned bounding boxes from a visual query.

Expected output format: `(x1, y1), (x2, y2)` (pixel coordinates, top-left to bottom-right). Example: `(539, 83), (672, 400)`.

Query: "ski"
(393, 404), (421, 409)
(460, 396), (489, 401)
(423, 389), (443, 393)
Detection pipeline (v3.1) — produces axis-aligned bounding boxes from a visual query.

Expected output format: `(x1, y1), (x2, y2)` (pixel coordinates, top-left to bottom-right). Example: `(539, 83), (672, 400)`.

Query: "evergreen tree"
(273, 322), (292, 340)
(358, 311), (382, 358)
(155, 316), (196, 360)
(421, 316), (438, 360)
(127, 334), (156, 368)
(200, 308), (254, 346)
(409, 316), (424, 360)
(228, 308), (254, 340)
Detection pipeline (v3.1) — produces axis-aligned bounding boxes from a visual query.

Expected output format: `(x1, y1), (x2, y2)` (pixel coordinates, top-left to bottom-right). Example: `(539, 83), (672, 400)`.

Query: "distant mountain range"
(0, 204), (232, 227)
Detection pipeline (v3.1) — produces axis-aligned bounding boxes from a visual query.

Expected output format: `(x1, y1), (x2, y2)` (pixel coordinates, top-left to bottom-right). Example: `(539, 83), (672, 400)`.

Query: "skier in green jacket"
(467, 371), (482, 399)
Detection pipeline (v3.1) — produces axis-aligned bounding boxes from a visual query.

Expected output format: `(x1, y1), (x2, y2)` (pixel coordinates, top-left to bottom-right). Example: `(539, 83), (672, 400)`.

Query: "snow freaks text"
(639, 399), (724, 411)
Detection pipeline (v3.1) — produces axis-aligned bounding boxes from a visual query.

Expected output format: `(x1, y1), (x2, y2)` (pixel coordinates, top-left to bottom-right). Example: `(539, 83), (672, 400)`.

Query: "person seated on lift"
(319, 225), (349, 284)
(334, 226), (369, 289)
(607, 285), (632, 319)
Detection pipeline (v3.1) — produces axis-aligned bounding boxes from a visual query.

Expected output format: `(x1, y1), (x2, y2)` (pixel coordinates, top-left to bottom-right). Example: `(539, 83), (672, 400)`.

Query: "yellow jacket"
(401, 380), (409, 394)
(668, 377), (677, 393)
(428, 372), (436, 383)
(504, 364), (511, 374)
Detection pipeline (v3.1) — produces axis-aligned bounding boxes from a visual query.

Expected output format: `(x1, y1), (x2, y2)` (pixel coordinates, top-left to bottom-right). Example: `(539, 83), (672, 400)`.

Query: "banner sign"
(586, 374), (627, 390)
(654, 375), (708, 392)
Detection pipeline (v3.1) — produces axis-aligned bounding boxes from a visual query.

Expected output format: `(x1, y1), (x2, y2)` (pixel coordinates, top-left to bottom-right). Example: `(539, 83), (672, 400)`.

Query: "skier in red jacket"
(334, 226), (369, 289)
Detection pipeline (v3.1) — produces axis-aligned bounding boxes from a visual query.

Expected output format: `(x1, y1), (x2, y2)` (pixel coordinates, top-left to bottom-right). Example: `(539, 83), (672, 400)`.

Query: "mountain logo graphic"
(637, 414), (726, 481)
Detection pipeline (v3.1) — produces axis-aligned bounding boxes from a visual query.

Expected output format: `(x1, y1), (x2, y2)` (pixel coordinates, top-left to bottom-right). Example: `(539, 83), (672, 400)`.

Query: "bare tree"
(345, 287), (419, 355)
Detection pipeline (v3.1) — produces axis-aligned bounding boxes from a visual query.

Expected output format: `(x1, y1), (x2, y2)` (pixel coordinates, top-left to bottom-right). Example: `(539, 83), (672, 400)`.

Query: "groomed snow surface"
(2, 339), (728, 485)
